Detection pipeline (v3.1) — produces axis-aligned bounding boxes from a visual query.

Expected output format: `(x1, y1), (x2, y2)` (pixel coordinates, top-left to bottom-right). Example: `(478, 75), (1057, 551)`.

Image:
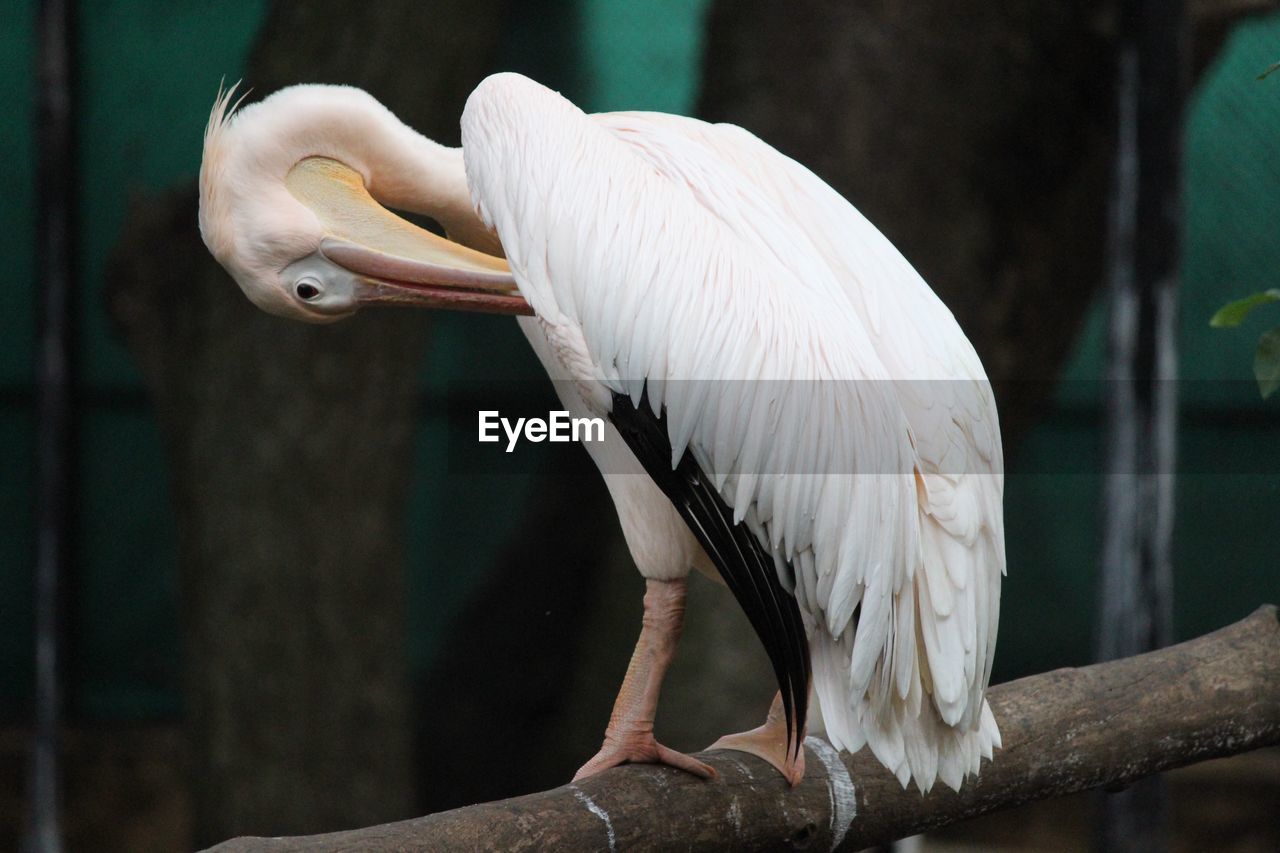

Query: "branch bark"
(205, 605), (1280, 852)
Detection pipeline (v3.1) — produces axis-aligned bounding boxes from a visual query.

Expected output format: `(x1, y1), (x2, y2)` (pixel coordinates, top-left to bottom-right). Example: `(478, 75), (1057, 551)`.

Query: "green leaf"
(1254, 328), (1280, 399)
(1210, 289), (1280, 327)
(1259, 61), (1280, 80)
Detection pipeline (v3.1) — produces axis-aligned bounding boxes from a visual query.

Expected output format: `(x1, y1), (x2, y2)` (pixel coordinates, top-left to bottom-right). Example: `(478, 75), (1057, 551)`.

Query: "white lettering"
(573, 415), (604, 443)
(480, 410), (606, 451)
(549, 410), (570, 442)
(502, 417), (525, 453)
(478, 411), (499, 442)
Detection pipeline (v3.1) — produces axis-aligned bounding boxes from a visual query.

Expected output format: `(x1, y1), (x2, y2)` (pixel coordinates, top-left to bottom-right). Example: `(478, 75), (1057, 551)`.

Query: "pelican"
(198, 73), (1004, 792)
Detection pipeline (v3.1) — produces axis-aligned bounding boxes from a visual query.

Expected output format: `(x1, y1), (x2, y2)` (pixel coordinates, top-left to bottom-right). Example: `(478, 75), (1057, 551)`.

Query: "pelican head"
(198, 83), (529, 323)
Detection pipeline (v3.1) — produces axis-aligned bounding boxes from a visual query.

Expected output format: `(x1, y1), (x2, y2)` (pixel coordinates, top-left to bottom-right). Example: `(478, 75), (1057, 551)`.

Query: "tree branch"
(206, 605), (1279, 851)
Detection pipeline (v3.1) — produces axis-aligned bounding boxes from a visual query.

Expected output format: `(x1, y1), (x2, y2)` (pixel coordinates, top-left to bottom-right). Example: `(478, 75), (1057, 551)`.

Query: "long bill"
(286, 155), (533, 316)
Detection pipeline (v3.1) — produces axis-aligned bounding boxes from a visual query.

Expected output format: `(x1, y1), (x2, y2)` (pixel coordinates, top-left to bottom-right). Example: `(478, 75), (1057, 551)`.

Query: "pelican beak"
(285, 156), (532, 316)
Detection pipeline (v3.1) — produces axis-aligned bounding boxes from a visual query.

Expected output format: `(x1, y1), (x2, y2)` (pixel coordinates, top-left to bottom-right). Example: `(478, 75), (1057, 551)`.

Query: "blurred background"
(2, 0), (1279, 850)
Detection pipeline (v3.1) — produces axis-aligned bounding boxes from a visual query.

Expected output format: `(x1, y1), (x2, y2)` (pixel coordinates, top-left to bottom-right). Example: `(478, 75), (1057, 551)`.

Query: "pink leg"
(709, 691), (806, 786)
(573, 578), (716, 781)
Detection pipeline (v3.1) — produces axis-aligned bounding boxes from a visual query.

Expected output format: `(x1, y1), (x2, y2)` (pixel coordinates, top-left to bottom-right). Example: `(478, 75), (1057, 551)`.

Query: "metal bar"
(28, 0), (76, 851)
(1096, 0), (1185, 850)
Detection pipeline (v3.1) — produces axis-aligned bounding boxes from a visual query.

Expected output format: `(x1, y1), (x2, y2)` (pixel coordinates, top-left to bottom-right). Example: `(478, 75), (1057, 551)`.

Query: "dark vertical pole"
(1096, 0), (1184, 850)
(29, 1), (76, 851)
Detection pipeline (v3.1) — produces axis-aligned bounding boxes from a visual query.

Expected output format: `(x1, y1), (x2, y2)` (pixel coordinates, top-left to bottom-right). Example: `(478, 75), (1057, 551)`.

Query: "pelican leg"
(573, 577), (716, 781)
(708, 691), (806, 786)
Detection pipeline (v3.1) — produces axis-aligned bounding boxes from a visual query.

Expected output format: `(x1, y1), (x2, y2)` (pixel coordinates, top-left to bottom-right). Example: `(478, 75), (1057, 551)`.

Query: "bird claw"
(709, 726), (806, 787)
(573, 730), (717, 782)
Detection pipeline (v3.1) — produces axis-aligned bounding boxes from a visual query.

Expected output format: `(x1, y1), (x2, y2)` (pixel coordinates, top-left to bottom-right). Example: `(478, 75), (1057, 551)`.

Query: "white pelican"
(198, 73), (1004, 792)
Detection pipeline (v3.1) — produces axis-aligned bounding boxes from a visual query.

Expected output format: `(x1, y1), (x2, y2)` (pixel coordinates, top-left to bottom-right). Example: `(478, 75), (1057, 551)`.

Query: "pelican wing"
(593, 110), (1007, 790)
(462, 74), (1000, 791)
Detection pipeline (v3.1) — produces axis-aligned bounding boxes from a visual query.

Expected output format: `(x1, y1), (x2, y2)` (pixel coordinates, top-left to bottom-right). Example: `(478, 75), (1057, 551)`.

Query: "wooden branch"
(206, 606), (1280, 851)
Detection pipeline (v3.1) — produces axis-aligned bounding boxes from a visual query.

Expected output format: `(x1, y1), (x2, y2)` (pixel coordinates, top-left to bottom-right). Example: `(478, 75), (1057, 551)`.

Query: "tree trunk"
(697, 0), (1115, 448)
(696, 0), (1277, 449)
(105, 1), (508, 845)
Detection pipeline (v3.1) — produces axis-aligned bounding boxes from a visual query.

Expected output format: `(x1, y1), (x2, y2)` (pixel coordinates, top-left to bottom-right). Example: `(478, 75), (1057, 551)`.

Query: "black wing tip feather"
(609, 388), (811, 757)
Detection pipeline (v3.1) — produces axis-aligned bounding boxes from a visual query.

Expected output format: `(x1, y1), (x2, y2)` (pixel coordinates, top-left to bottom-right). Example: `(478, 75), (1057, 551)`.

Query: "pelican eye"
(296, 280), (321, 300)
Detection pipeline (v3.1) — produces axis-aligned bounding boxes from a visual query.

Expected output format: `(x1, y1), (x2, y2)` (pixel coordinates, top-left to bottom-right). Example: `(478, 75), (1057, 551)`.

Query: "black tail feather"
(609, 389), (811, 758)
